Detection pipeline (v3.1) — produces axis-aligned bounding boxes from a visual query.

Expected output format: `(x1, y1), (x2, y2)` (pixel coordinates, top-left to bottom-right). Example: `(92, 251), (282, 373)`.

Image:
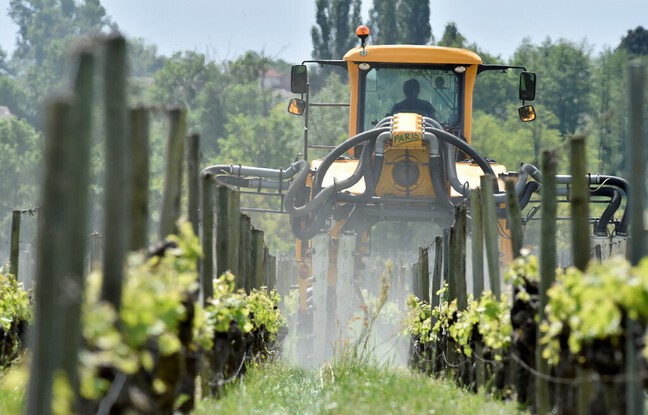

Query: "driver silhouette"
(391, 79), (436, 118)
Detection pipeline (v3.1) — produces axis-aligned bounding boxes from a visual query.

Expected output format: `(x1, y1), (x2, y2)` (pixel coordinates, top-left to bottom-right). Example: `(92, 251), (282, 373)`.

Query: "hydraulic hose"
(290, 198), (336, 240)
(426, 126), (494, 176)
(203, 161), (304, 192)
(283, 160), (339, 218)
(313, 127), (390, 195)
(591, 186), (622, 236)
(518, 181), (541, 210)
(555, 174), (630, 235)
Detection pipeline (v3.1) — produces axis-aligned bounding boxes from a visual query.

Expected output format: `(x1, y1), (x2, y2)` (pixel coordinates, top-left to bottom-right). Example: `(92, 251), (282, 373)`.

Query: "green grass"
(195, 361), (527, 415)
(0, 363), (28, 415)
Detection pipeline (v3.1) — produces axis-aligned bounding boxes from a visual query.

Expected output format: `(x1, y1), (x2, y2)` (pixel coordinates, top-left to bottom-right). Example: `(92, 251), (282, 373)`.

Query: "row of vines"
(406, 252), (648, 414)
(0, 223), (286, 414)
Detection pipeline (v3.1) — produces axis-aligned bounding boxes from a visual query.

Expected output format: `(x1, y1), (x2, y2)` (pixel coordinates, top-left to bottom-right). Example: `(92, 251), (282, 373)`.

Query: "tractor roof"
(343, 45), (482, 65)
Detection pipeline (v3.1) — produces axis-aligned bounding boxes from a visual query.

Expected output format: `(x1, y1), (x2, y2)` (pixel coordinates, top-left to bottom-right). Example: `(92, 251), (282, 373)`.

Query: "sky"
(0, 0), (647, 64)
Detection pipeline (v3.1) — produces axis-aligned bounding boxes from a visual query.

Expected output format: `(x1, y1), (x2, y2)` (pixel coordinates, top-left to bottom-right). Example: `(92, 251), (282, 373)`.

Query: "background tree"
(512, 37), (593, 135)
(437, 22), (466, 48)
(0, 48), (10, 75)
(618, 26), (648, 56)
(471, 104), (562, 171)
(311, 0), (362, 59)
(369, 0), (431, 45)
(368, 0), (398, 44)
(397, 0), (432, 45)
(0, 116), (42, 251)
(8, 0), (116, 126)
(586, 46), (629, 176)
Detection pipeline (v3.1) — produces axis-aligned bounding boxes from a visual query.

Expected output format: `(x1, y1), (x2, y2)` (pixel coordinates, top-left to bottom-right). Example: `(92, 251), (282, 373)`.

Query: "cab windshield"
(362, 66), (462, 132)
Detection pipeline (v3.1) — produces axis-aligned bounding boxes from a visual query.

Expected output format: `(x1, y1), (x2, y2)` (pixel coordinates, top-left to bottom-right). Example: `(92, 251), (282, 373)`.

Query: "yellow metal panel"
(344, 45), (482, 65)
(451, 162), (509, 197)
(374, 146), (435, 198)
(392, 113), (424, 149)
(311, 159), (366, 195)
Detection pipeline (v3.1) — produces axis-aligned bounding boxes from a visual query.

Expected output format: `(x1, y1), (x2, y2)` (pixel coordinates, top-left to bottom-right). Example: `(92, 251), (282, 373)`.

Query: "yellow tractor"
(205, 26), (629, 363)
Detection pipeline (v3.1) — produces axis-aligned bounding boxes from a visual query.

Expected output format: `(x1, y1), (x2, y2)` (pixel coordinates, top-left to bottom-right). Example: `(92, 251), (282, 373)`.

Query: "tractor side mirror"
(518, 104), (536, 122)
(287, 98), (306, 116)
(519, 71), (536, 101)
(291, 65), (308, 94)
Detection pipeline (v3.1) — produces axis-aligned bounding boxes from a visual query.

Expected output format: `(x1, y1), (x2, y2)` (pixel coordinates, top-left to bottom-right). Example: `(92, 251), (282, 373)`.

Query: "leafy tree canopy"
(437, 22), (466, 48)
(368, 0), (432, 45)
(618, 26), (648, 56)
(311, 0), (362, 59)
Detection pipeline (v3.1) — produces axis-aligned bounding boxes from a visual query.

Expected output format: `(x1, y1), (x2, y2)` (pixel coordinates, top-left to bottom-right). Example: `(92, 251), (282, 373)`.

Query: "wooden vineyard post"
(571, 136), (594, 415)
(89, 232), (102, 272)
(10, 210), (20, 279)
(593, 244), (602, 263)
(451, 203), (468, 310)
(431, 236), (443, 311)
(480, 175), (501, 299)
(412, 262), (420, 300)
(536, 149), (557, 415)
(263, 247), (276, 290)
(442, 227), (450, 292)
(239, 214), (252, 292)
(228, 189), (241, 279)
(159, 108), (187, 239)
(571, 136), (590, 272)
(187, 133), (200, 238)
(27, 98), (74, 415)
(130, 107), (149, 251)
(626, 60), (646, 415)
(420, 246), (430, 303)
(201, 175), (215, 304)
(431, 235), (444, 375)
(61, 46), (95, 402)
(251, 228), (265, 290)
(101, 34), (129, 312)
(505, 179), (523, 259)
(215, 184), (237, 284)
(470, 189), (484, 298)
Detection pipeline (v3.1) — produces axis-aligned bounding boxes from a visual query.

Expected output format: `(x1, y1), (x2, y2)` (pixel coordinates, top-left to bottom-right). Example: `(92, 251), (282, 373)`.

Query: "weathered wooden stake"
(27, 98), (74, 415)
(101, 34), (129, 312)
(265, 248), (276, 290)
(201, 175), (215, 304)
(159, 108), (187, 239)
(470, 189), (484, 298)
(187, 133), (200, 238)
(452, 203), (468, 310)
(10, 210), (20, 279)
(251, 228), (265, 290)
(130, 107), (149, 251)
(431, 236), (443, 311)
(536, 149), (557, 415)
(626, 59), (646, 415)
(419, 246), (430, 303)
(570, 136), (590, 272)
(480, 175), (501, 299)
(89, 232), (102, 272)
(505, 179), (523, 259)
(571, 135), (594, 415)
(442, 227), (450, 293)
(62, 46), (95, 404)
(239, 214), (252, 292)
(215, 184), (234, 281)
(227, 189), (241, 278)
(412, 262), (420, 299)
